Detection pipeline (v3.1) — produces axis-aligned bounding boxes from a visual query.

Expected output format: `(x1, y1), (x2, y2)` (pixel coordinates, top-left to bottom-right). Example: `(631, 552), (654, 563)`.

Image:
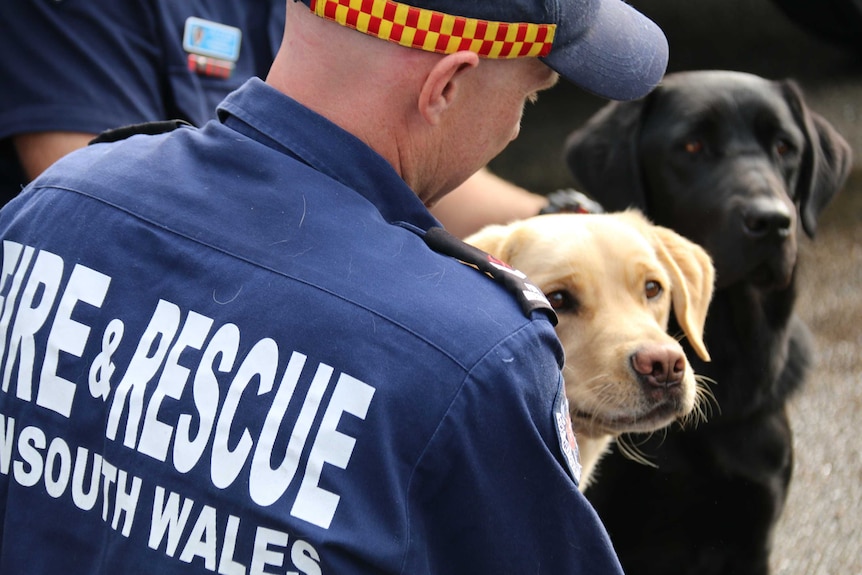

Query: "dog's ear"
(563, 97), (650, 212)
(650, 224), (715, 362)
(464, 223), (517, 264)
(780, 79), (853, 238)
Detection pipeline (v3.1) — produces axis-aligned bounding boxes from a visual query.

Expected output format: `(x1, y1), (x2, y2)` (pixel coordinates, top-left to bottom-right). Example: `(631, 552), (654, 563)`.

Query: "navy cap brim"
(542, 0), (668, 101)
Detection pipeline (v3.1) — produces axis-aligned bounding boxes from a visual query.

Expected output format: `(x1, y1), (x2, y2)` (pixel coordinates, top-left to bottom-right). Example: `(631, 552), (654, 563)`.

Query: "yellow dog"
(467, 210), (715, 488)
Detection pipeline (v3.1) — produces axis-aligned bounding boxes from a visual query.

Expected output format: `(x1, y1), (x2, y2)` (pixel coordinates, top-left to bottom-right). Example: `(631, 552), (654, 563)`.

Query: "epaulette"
(88, 119), (193, 145)
(424, 226), (557, 326)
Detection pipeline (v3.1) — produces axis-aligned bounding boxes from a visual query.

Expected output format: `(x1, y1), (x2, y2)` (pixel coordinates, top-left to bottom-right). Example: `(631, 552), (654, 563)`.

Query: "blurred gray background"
(488, 0), (862, 572)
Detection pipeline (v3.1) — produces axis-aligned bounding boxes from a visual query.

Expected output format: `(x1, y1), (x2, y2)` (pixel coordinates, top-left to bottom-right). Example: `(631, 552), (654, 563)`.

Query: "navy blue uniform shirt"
(0, 78), (623, 574)
(0, 0), (285, 204)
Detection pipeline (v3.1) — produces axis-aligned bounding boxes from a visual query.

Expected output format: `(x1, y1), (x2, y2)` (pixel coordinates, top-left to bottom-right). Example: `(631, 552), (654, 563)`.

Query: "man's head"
(293, 0), (668, 102)
(273, 0), (667, 204)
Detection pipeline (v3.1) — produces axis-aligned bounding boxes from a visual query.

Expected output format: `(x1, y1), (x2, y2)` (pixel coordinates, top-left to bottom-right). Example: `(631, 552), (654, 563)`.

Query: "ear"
(780, 79), (853, 237)
(650, 224), (715, 362)
(563, 95), (652, 212)
(464, 225), (514, 265)
(418, 51), (479, 126)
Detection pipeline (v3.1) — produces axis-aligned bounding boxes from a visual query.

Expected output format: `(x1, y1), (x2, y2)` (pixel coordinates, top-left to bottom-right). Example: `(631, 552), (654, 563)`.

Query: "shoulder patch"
(553, 375), (582, 485)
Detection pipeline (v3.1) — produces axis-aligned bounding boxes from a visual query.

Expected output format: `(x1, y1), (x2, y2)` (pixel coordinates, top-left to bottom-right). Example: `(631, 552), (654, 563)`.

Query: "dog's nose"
(742, 198), (792, 239)
(631, 344), (686, 388)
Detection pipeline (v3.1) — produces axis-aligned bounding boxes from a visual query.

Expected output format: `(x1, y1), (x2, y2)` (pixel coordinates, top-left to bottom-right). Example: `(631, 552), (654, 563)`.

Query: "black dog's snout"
(742, 198), (792, 239)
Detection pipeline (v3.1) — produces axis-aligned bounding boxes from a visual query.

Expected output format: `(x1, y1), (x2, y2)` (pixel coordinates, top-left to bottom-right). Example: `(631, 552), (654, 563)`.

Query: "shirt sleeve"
(402, 321), (624, 575)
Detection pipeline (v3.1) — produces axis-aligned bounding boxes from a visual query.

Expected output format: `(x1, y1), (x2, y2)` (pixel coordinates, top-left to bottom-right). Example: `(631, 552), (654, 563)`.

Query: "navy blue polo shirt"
(0, 78), (623, 574)
(0, 0), (285, 204)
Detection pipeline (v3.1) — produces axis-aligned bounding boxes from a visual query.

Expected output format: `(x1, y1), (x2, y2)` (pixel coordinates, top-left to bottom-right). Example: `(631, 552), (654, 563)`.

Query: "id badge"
(183, 17), (242, 78)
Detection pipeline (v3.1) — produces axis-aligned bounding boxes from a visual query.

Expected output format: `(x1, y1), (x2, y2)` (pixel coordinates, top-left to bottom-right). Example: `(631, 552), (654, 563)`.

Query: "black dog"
(564, 70), (852, 575)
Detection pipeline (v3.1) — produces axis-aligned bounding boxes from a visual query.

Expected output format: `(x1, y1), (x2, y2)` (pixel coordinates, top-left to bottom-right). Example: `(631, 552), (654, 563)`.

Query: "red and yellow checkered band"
(309, 0), (556, 58)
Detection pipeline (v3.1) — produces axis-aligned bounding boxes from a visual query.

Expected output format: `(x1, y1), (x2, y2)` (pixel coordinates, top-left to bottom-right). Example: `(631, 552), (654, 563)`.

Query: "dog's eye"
(683, 139), (705, 155)
(774, 139), (793, 156)
(546, 290), (579, 313)
(645, 280), (663, 299)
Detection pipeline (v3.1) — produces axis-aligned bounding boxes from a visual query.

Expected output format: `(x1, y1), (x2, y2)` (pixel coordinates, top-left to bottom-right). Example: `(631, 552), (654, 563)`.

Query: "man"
(0, 0), (667, 573)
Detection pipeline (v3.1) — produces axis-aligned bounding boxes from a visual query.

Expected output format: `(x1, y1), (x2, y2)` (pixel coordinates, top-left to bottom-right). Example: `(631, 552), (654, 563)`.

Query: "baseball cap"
(296, 0), (668, 101)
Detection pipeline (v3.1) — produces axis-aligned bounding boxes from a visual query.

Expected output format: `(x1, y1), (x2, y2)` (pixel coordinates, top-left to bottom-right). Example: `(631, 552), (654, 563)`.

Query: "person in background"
(0, 0), (667, 573)
(0, 0), (549, 237)
(0, 1), (284, 203)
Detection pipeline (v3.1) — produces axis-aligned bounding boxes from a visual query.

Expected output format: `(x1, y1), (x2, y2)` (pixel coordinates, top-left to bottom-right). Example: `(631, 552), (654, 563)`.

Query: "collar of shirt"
(216, 77), (440, 233)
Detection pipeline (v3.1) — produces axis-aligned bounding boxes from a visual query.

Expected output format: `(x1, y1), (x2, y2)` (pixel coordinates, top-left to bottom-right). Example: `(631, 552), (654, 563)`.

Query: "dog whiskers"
(677, 375), (718, 428)
(615, 435), (658, 469)
(696, 374), (720, 417)
(588, 379), (621, 422)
